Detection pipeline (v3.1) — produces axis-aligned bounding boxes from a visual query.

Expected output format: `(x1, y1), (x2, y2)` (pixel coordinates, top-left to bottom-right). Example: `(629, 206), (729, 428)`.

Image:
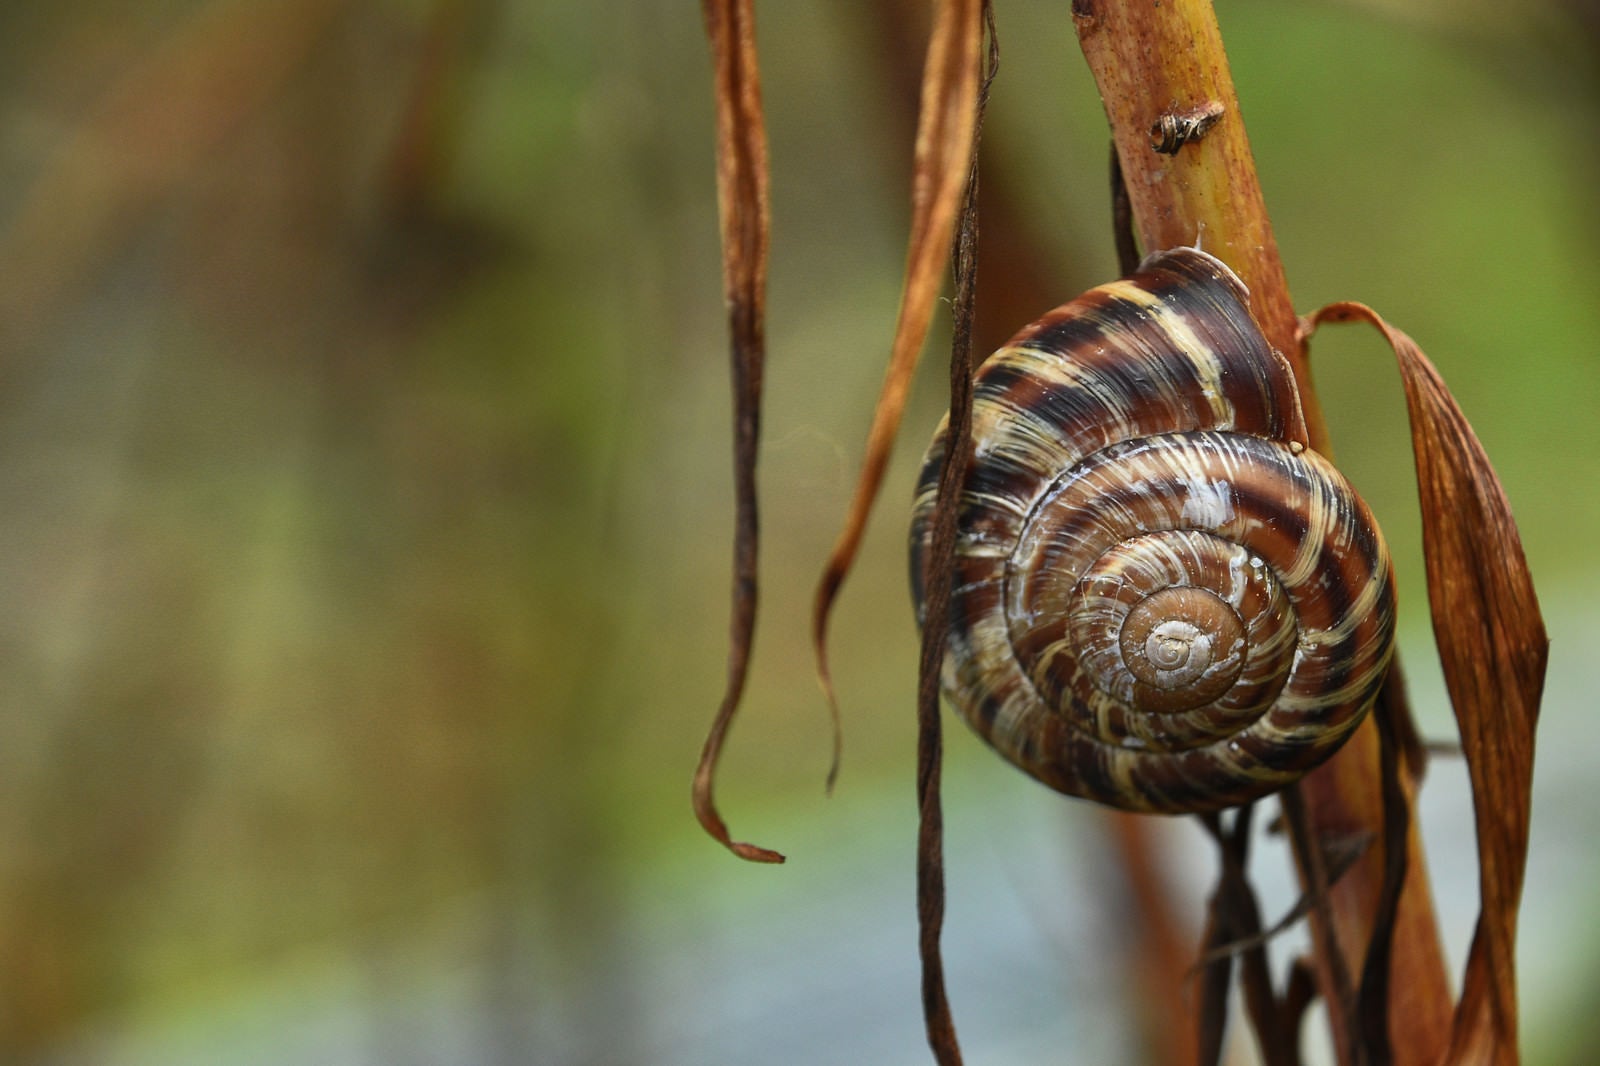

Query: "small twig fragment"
(1194, 829), (1373, 969)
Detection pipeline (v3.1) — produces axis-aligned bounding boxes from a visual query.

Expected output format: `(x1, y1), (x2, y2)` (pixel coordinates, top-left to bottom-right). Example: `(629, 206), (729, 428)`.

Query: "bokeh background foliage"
(0, 1), (1597, 1063)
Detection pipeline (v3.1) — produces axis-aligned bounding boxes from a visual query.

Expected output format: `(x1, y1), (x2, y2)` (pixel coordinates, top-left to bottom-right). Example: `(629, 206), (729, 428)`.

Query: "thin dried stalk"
(692, 0), (782, 865)
(1356, 668), (1413, 1064)
(913, 160), (975, 1066)
(1197, 807), (1297, 1066)
(915, 9), (996, 1063)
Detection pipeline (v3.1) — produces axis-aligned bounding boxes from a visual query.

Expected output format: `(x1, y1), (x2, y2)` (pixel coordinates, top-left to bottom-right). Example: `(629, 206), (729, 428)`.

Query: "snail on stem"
(909, 248), (1395, 814)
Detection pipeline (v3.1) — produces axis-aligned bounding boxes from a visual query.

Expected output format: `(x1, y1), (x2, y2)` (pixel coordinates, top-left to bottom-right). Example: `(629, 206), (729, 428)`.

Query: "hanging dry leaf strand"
(811, 0), (984, 771)
(692, 0), (782, 864)
(1302, 303), (1548, 1065)
(914, 12), (996, 1065)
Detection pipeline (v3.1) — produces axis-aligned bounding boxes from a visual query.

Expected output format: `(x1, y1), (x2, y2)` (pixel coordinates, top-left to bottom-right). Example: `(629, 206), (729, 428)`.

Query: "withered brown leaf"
(691, 0), (781, 865)
(810, 0), (985, 762)
(1303, 303), (1548, 1065)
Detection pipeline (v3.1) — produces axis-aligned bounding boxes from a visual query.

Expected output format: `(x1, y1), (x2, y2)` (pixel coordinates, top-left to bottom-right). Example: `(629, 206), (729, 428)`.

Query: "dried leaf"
(811, 0), (985, 757)
(691, 0), (782, 865)
(1303, 304), (1548, 1065)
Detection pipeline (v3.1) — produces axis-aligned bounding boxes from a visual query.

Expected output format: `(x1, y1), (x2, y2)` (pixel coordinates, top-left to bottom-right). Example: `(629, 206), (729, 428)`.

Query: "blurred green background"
(1, 1), (1597, 1063)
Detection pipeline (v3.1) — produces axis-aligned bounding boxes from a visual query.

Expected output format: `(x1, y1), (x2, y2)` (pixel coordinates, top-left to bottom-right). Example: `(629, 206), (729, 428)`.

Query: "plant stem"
(1072, 2), (1452, 1062)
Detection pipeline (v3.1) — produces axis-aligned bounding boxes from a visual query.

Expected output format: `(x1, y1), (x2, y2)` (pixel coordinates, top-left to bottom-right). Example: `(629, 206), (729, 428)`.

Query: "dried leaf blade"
(810, 0), (985, 756)
(692, 0), (783, 865)
(1304, 303), (1548, 1064)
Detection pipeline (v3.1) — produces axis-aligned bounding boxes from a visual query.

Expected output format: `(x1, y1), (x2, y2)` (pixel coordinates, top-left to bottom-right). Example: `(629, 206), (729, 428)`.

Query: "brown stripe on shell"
(908, 247), (1395, 814)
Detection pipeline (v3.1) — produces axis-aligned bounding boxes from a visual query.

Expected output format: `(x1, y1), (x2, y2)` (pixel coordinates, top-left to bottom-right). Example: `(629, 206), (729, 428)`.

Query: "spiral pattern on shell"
(909, 248), (1396, 814)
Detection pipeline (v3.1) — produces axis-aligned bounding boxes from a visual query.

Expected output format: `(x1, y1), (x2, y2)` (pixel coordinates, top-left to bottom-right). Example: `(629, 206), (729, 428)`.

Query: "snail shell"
(909, 248), (1395, 814)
